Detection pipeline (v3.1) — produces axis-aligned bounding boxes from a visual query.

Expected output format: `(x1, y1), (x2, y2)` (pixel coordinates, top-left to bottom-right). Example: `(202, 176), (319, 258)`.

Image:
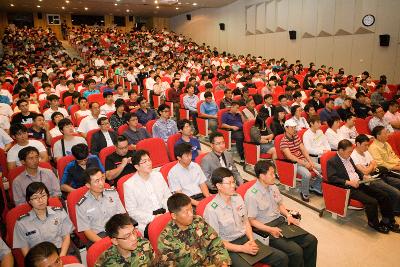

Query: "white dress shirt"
(302, 129), (331, 155)
(325, 128), (344, 150)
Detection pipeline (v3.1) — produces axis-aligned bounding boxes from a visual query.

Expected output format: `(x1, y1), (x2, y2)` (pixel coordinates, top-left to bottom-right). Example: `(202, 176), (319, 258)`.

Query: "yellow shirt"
(368, 140), (400, 170)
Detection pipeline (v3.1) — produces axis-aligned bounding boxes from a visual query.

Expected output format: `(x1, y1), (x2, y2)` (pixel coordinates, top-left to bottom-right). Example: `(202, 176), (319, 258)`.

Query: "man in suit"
(200, 132), (244, 193)
(259, 94), (276, 121)
(327, 139), (400, 234)
(90, 117), (118, 156)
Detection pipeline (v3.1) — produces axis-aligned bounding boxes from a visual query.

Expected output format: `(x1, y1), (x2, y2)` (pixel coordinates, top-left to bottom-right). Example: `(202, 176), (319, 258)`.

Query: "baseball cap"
(284, 119), (297, 128)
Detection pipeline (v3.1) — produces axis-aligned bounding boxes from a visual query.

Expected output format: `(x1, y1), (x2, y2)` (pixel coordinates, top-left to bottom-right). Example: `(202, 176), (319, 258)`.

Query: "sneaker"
(368, 222), (389, 234)
(348, 205), (364, 210)
(300, 193), (310, 202)
(309, 187), (323, 196)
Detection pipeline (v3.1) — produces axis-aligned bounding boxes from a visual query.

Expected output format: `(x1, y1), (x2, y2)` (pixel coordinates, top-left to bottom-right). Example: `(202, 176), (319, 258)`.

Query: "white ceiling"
(2, 0), (237, 17)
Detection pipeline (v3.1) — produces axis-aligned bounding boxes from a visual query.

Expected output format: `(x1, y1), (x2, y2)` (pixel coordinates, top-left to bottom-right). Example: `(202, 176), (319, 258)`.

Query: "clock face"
(362, 14), (375, 27)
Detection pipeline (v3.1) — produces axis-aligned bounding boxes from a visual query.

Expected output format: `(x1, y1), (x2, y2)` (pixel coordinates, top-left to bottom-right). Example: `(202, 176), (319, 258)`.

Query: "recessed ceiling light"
(178, 2), (181, 4)
(10, 4), (14, 7)
(84, 7), (88, 10)
(39, 0), (42, 2)
(66, 0), (70, 3)
(193, 3), (197, 6)
(176, 7), (179, 10)
(154, 0), (158, 3)
(114, 3), (117, 5)
(37, 5), (41, 8)
(126, 9), (130, 12)
(156, 6), (159, 9)
(62, 6), (65, 9)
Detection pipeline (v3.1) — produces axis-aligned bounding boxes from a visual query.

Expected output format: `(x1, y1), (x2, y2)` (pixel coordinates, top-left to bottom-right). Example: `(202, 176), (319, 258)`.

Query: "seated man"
(221, 101), (245, 162)
(286, 105), (309, 131)
(0, 237), (13, 267)
(168, 143), (210, 206)
(369, 126), (400, 188)
(77, 102), (104, 138)
(182, 84), (199, 133)
(13, 182), (74, 256)
(82, 79), (100, 99)
(124, 150), (171, 237)
(219, 88), (233, 109)
(105, 135), (136, 186)
(278, 95), (291, 114)
(152, 104), (178, 142)
(43, 94), (69, 121)
(204, 167), (289, 267)
(76, 167), (125, 244)
(280, 120), (323, 202)
(11, 99), (37, 125)
(75, 97), (91, 120)
(200, 91), (219, 133)
(319, 98), (340, 124)
(336, 97), (355, 121)
(352, 134), (400, 215)
(7, 124), (49, 170)
(90, 117), (117, 156)
(368, 105), (394, 133)
(100, 91), (116, 116)
(201, 132), (244, 192)
(308, 90), (324, 112)
(53, 118), (87, 161)
(259, 94), (276, 120)
(327, 139), (399, 233)
(95, 213), (155, 266)
(13, 146), (61, 206)
(0, 127), (12, 151)
(245, 160), (318, 267)
(158, 193), (231, 266)
(175, 119), (201, 161)
(302, 116), (331, 159)
(338, 113), (358, 143)
(353, 92), (372, 119)
(135, 97), (157, 126)
(122, 113), (151, 149)
(61, 143), (105, 194)
(384, 100), (400, 130)
(28, 113), (51, 145)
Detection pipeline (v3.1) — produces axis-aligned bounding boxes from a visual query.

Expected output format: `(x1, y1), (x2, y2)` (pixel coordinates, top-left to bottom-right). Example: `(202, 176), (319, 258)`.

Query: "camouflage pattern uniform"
(94, 237), (155, 267)
(157, 215), (231, 267)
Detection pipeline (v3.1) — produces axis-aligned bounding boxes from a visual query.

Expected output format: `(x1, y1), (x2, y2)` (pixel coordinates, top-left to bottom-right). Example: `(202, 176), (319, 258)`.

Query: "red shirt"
(280, 134), (306, 160)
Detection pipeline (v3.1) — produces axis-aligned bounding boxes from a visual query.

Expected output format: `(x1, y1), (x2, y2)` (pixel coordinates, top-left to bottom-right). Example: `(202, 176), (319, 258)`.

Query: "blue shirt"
(319, 108), (340, 123)
(135, 108), (157, 125)
(221, 112), (243, 129)
(83, 89), (100, 98)
(61, 155), (105, 189)
(175, 137), (201, 161)
(200, 101), (218, 115)
(152, 119), (178, 142)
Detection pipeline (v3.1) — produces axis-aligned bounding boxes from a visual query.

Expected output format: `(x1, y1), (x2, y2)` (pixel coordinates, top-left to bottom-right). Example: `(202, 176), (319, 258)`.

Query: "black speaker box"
(129, 16), (133, 22)
(37, 13), (43, 20)
(186, 14), (191, 20)
(379, 34), (390, 47)
(219, 23), (225, 31)
(289, 30), (296, 40)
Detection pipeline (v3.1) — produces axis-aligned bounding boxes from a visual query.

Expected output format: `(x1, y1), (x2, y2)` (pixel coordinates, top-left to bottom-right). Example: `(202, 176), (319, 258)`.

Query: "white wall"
(170, 0), (400, 83)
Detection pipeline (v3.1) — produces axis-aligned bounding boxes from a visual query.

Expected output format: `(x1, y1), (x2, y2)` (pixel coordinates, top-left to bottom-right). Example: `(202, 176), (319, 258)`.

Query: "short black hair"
(177, 119), (191, 131)
(327, 116), (341, 128)
(254, 160), (275, 178)
(25, 242), (59, 267)
(105, 213), (137, 238)
(89, 102), (100, 109)
(47, 94), (59, 102)
(137, 96), (146, 104)
(97, 117), (108, 126)
(18, 146), (39, 161)
(344, 113), (355, 121)
(355, 134), (370, 145)
(51, 111), (64, 124)
(308, 115), (321, 125)
(103, 91), (113, 98)
(116, 135), (128, 145)
(174, 143), (192, 159)
(167, 193), (192, 214)
(290, 105), (301, 116)
(371, 125), (385, 138)
(211, 167), (233, 186)
(209, 132), (224, 144)
(204, 91), (213, 99)
(278, 95), (287, 101)
(10, 123), (28, 136)
(58, 118), (73, 132)
(132, 150), (150, 166)
(26, 182), (49, 204)
(338, 139), (353, 151)
(85, 167), (102, 184)
(371, 105), (382, 114)
(115, 98), (126, 109)
(71, 143), (89, 160)
(325, 97), (334, 105)
(16, 99), (29, 107)
(125, 112), (138, 122)
(158, 103), (170, 114)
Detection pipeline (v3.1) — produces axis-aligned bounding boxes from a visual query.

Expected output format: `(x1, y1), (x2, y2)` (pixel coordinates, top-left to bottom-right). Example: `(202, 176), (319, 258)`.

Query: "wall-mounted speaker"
(289, 30), (296, 40)
(379, 34), (390, 47)
(186, 14), (191, 21)
(37, 13), (43, 20)
(219, 23), (225, 31)
(129, 16), (133, 22)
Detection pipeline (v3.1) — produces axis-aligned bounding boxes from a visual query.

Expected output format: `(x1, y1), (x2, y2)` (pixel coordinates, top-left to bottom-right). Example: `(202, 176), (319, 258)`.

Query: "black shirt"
(28, 128), (46, 141)
(62, 91), (77, 100)
(11, 112), (36, 125)
(353, 101), (371, 119)
(337, 107), (356, 121)
(105, 150), (136, 186)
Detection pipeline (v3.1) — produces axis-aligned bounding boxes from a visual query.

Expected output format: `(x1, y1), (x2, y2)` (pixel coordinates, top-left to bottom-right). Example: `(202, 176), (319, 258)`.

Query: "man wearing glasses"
(76, 167), (125, 246)
(95, 213), (155, 266)
(152, 104), (178, 142)
(122, 113), (151, 149)
(90, 117), (118, 156)
(124, 150), (171, 238)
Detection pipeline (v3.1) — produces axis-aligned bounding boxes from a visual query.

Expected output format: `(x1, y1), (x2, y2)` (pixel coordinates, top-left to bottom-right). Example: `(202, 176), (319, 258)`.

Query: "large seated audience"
(0, 24), (399, 266)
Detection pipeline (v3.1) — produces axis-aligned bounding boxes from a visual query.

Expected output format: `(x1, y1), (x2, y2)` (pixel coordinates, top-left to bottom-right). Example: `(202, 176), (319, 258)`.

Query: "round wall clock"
(362, 14), (375, 27)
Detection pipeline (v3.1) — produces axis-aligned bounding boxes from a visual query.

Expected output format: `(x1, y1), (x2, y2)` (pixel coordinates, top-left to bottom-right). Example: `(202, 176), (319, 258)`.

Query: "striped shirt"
(280, 134), (306, 160)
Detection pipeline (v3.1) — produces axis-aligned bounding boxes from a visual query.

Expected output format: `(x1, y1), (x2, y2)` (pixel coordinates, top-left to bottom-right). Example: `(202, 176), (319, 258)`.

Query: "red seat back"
(99, 146), (116, 167)
(159, 161), (178, 185)
(274, 134), (286, 160)
(86, 129), (100, 151)
(66, 186), (90, 244)
(88, 93), (105, 105)
(0, 148), (8, 180)
(387, 132), (400, 157)
(266, 117), (273, 128)
(86, 237), (113, 267)
(148, 213), (172, 254)
(195, 152), (209, 165)
(116, 173), (134, 207)
(136, 138), (170, 168)
(217, 108), (229, 127)
(243, 120), (255, 142)
(354, 118), (370, 135)
(146, 119), (157, 135)
(61, 255), (81, 265)
(236, 180), (257, 199)
(57, 155), (75, 180)
(320, 151), (337, 182)
(298, 128), (308, 141)
(117, 124), (129, 135)
(196, 195), (216, 217)
(166, 133), (182, 161)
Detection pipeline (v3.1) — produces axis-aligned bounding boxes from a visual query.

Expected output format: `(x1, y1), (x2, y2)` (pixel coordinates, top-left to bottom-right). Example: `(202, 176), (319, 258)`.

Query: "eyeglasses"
(101, 121), (110, 126)
(221, 181), (236, 186)
(213, 141), (225, 146)
(30, 194), (48, 201)
(139, 158), (152, 165)
(115, 230), (137, 240)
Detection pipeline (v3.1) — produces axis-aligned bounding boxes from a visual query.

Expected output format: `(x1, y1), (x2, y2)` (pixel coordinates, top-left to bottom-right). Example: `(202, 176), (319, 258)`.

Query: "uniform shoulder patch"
(251, 188), (258, 194)
(211, 202), (218, 209)
(77, 196), (87, 206)
(104, 188), (116, 192)
(51, 207), (63, 211)
(18, 213), (30, 221)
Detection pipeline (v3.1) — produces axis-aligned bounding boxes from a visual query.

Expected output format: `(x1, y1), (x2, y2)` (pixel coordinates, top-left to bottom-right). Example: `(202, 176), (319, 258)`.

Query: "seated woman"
(250, 114), (277, 159)
(241, 98), (258, 122)
(13, 182), (74, 257)
(109, 99), (127, 132)
(270, 106), (286, 136)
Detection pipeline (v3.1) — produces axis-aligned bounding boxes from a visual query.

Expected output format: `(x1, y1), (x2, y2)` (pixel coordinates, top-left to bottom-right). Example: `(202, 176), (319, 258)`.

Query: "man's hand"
(269, 227), (283, 238)
(121, 157), (131, 166)
(231, 126), (239, 131)
(241, 241), (259, 255)
(287, 215), (300, 226)
(346, 180), (359, 188)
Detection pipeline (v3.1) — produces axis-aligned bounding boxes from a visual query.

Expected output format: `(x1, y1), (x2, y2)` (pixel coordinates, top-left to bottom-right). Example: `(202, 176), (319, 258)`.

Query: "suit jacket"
(200, 150), (244, 190)
(327, 154), (364, 187)
(259, 105), (276, 120)
(91, 130), (118, 155)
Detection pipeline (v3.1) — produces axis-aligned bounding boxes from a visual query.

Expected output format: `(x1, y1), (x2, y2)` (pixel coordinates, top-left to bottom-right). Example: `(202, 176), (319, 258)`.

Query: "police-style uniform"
(204, 193), (288, 267)
(13, 206), (74, 249)
(76, 188), (125, 234)
(245, 180), (318, 267)
(0, 238), (11, 261)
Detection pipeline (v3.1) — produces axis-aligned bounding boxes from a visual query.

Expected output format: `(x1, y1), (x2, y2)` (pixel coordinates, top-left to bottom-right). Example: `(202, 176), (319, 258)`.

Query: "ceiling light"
(39, 0), (42, 2)
(10, 4), (14, 7)
(114, 3), (117, 5)
(62, 6), (65, 9)
(126, 9), (130, 12)
(178, 2), (181, 4)
(193, 2), (197, 6)
(66, 0), (70, 3)
(154, 0), (158, 3)
(37, 5), (41, 8)
(156, 6), (159, 9)
(176, 7), (179, 10)
(84, 7), (88, 10)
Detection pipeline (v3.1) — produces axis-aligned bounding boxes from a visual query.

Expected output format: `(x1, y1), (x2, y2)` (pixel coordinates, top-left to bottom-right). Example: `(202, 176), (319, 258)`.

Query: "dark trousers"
(350, 184), (394, 225)
(189, 110), (198, 131)
(229, 236), (289, 267)
(232, 130), (244, 160)
(173, 102), (180, 120)
(268, 217), (318, 267)
(371, 179), (400, 214)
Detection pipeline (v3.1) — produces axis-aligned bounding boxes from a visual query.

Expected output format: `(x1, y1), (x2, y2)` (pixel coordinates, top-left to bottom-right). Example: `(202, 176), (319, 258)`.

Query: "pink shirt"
(384, 111), (400, 124)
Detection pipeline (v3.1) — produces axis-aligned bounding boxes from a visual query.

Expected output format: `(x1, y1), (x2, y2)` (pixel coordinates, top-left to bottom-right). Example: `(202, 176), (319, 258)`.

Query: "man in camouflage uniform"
(158, 193), (231, 267)
(95, 213), (155, 266)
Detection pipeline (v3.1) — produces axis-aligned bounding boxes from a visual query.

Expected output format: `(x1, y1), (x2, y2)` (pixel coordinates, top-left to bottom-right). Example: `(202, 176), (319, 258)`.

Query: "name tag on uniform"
(237, 205), (245, 217)
(26, 230), (37, 236)
(87, 208), (95, 213)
